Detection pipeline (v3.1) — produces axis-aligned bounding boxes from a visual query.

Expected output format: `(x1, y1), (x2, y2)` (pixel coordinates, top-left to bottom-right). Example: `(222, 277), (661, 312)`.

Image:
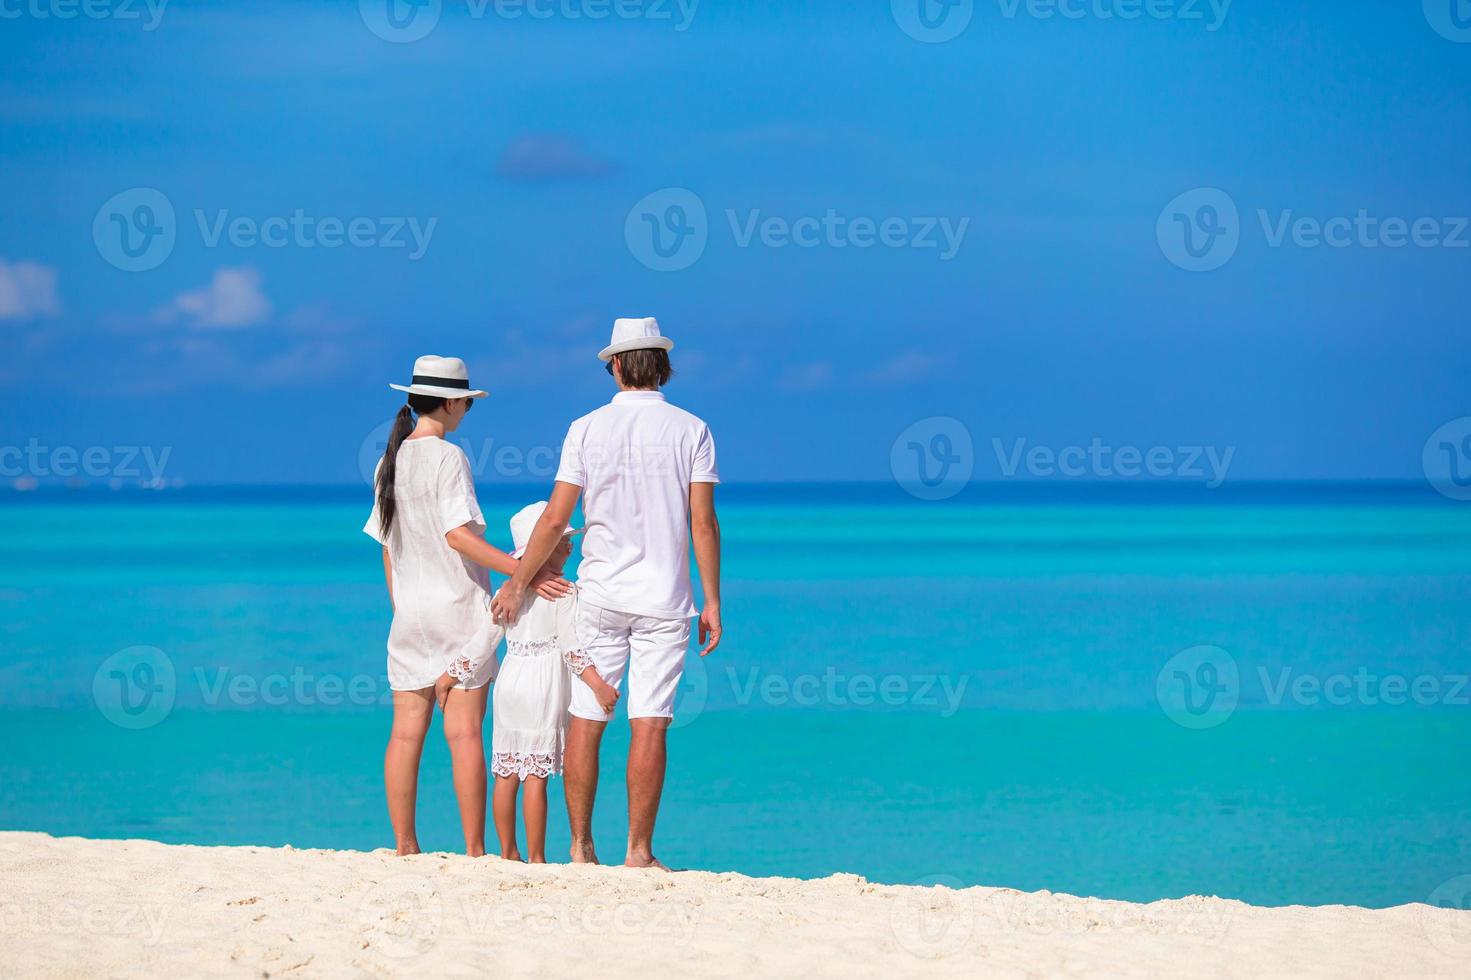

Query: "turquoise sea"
(1, 482), (1469, 910)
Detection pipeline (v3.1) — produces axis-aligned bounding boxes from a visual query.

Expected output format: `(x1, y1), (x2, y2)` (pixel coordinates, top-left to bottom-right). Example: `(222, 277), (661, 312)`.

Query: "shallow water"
(2, 482), (1468, 908)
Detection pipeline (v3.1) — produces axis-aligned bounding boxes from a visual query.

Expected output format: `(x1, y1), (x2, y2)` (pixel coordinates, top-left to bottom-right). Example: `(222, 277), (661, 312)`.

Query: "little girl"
(492, 501), (620, 862)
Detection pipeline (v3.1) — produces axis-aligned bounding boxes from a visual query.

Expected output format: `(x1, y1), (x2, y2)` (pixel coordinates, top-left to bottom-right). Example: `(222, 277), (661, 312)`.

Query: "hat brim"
(510, 526), (584, 560)
(597, 336), (674, 363)
(389, 383), (489, 399)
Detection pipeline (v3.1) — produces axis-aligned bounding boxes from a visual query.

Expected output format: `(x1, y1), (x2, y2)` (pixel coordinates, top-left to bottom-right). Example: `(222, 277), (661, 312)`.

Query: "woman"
(364, 355), (570, 857)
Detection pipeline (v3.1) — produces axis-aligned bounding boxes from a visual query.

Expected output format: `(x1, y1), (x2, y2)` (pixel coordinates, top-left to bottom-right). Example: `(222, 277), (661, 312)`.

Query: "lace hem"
(491, 751), (560, 779)
(447, 656), (474, 683)
(563, 649), (593, 672)
(507, 636), (563, 657)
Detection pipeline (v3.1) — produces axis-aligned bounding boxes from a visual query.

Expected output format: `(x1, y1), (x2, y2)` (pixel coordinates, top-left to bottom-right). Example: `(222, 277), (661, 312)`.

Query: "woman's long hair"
(376, 394), (448, 538)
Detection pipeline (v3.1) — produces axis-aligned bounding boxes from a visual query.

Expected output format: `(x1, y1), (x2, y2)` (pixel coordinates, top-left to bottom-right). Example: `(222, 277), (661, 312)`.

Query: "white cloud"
(0, 258), (59, 321)
(154, 267), (271, 330)
(868, 350), (937, 386)
(779, 361), (833, 392)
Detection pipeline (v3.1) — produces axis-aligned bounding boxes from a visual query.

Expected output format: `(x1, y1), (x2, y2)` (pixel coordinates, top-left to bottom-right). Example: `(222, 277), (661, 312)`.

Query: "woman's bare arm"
(381, 547), (394, 611)
(445, 525), (573, 597)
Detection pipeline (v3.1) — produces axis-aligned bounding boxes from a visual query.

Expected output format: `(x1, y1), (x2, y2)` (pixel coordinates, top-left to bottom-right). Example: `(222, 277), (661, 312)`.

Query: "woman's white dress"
(491, 586), (582, 778)
(364, 437), (502, 691)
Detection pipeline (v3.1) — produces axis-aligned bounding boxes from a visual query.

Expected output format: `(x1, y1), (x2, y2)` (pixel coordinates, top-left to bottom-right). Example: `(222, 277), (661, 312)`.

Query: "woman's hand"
(531, 565), (573, 600)
(433, 671), (457, 710)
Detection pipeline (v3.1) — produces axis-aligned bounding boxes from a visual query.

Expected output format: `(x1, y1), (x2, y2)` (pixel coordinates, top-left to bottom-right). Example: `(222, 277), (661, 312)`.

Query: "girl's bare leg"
(441, 684), (490, 857)
(492, 775), (522, 861)
(522, 775), (549, 863)
(385, 690), (434, 855)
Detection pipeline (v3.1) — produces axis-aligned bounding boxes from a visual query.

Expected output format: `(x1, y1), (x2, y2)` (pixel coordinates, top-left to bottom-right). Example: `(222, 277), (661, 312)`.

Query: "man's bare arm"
(490, 481), (582, 624)
(690, 482), (722, 655)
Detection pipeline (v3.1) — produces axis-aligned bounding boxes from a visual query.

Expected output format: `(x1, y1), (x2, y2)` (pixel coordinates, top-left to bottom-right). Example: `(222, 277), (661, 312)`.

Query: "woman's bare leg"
(492, 775), (522, 861)
(442, 684), (489, 857)
(385, 689), (434, 855)
(521, 775), (549, 863)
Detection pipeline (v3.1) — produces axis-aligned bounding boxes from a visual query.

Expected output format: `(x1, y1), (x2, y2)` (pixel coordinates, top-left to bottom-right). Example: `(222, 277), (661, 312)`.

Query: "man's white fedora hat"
(598, 316), (675, 363)
(509, 501), (584, 559)
(389, 355), (488, 399)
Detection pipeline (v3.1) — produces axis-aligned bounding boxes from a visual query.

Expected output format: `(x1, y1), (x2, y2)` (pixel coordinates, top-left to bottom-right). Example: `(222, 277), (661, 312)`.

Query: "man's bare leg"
(564, 716), (606, 864)
(625, 716), (672, 870)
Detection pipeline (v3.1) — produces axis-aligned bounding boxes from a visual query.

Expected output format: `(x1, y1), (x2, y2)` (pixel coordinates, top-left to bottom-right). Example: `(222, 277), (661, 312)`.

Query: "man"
(491, 316), (722, 870)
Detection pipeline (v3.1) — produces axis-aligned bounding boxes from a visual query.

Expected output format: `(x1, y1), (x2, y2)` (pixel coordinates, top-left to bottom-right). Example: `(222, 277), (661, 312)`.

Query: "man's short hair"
(609, 348), (674, 389)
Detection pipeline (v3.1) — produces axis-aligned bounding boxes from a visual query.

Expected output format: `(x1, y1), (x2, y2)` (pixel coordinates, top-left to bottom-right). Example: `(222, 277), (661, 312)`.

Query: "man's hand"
(697, 603), (722, 656)
(491, 581), (527, 626)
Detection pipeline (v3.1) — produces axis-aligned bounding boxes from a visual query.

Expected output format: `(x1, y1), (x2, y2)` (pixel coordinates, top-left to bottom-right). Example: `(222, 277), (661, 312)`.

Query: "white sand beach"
(1, 831), (1468, 978)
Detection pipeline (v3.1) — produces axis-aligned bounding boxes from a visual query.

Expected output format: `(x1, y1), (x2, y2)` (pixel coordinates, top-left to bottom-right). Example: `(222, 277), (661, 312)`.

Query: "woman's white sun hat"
(598, 316), (675, 362)
(389, 355), (488, 399)
(509, 500), (584, 559)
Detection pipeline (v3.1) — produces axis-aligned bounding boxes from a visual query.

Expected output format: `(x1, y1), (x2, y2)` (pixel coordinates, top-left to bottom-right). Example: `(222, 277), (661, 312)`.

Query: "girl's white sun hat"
(389, 355), (488, 399)
(598, 316), (675, 362)
(509, 501), (584, 559)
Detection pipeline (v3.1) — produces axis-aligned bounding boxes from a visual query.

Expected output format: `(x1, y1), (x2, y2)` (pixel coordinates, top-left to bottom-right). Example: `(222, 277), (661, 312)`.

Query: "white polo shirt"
(555, 390), (719, 620)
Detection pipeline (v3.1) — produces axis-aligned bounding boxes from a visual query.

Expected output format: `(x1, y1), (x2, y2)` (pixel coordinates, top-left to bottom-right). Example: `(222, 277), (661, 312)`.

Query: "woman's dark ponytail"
(376, 394), (450, 537)
(376, 404), (416, 538)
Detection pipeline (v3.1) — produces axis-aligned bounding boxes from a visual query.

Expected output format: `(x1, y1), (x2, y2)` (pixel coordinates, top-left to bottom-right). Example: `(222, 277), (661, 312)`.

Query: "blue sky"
(1, 0), (1468, 484)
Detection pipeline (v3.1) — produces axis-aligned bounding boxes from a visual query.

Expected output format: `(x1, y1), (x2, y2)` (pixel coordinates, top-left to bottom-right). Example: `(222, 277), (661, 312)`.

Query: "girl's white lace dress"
(491, 586), (582, 779)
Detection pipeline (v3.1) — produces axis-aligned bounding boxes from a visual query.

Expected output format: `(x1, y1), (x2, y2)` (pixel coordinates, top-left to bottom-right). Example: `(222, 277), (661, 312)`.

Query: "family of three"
(363, 317), (722, 870)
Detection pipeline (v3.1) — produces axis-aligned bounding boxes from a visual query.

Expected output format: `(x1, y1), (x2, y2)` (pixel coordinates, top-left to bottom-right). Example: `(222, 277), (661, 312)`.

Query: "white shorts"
(569, 601), (691, 722)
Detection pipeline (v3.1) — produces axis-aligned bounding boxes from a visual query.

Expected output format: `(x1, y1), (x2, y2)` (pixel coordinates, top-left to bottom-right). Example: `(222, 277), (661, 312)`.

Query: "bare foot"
(528, 853), (546, 864)
(466, 845), (486, 858)
(396, 841), (421, 856)
(500, 848), (523, 862)
(569, 840), (599, 865)
(623, 853), (671, 871)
